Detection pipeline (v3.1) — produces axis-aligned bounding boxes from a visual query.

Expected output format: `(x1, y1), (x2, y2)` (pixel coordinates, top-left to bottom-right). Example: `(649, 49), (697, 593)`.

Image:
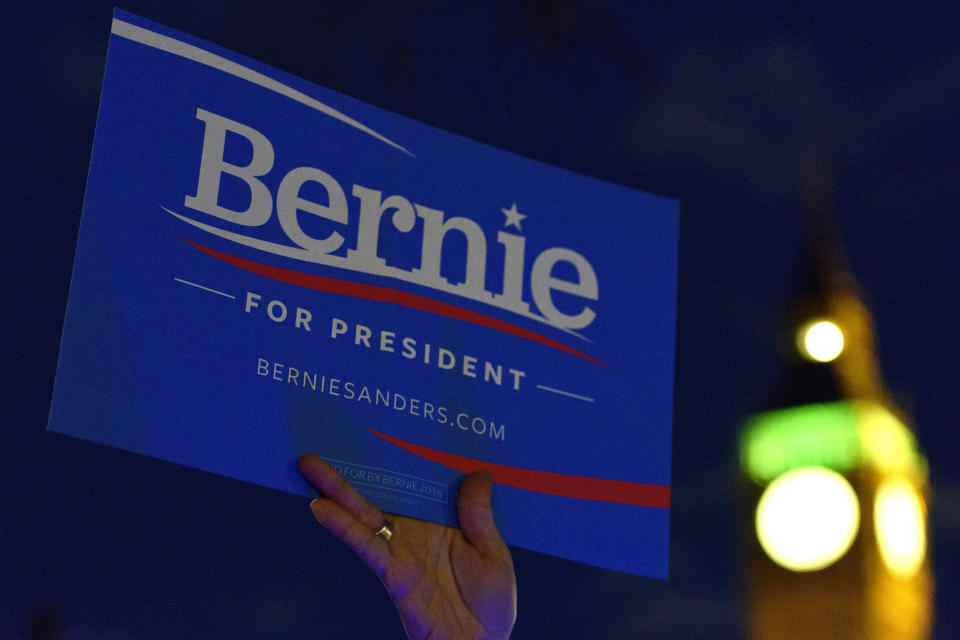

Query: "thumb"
(456, 470), (507, 556)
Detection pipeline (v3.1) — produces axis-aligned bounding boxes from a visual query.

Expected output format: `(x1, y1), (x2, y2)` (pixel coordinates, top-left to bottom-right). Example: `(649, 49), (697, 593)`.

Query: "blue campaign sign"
(48, 9), (678, 578)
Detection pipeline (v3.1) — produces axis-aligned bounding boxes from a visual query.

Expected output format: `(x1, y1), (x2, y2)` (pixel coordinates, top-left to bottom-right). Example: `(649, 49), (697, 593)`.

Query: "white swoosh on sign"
(111, 17), (414, 157)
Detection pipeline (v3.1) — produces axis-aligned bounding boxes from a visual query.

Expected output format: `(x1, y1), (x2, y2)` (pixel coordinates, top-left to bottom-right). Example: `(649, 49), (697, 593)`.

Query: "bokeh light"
(756, 466), (860, 572)
(797, 319), (845, 362)
(875, 477), (927, 579)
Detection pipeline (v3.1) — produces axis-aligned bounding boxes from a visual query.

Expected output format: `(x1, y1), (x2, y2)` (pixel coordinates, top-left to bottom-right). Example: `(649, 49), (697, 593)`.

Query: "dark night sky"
(3, 1), (959, 638)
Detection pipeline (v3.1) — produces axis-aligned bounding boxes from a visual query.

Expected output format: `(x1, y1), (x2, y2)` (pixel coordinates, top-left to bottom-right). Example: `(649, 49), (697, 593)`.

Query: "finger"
(298, 453), (385, 532)
(456, 470), (508, 557)
(309, 497), (391, 578)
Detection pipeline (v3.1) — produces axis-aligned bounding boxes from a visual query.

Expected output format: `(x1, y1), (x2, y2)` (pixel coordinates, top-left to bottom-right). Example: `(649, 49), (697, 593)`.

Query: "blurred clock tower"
(739, 155), (932, 639)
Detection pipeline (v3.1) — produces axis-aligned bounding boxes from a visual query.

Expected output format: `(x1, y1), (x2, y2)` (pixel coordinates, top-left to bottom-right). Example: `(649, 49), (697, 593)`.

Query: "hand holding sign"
(298, 454), (517, 640)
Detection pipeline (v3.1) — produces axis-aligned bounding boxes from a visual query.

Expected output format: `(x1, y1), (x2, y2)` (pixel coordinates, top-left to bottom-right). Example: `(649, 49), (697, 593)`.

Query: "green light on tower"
(740, 400), (925, 485)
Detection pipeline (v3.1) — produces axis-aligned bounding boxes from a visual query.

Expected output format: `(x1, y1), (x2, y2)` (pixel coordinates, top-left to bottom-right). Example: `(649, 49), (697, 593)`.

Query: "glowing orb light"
(756, 466), (860, 572)
(797, 319), (845, 362)
(874, 477), (926, 579)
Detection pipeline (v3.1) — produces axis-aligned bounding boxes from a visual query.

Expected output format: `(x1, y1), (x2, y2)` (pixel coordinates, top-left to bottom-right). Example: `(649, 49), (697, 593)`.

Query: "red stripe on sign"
(369, 429), (671, 509)
(183, 237), (606, 367)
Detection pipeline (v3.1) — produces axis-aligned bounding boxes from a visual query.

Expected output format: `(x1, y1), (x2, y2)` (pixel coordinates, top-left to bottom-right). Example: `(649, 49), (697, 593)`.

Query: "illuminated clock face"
(755, 466), (860, 572)
(874, 477), (926, 578)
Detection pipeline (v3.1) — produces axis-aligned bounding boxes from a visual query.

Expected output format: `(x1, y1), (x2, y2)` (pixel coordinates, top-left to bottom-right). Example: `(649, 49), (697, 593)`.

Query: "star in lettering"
(501, 202), (526, 231)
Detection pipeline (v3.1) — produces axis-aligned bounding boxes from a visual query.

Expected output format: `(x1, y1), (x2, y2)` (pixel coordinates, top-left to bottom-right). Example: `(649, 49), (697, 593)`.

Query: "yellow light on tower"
(755, 466), (860, 572)
(797, 318), (845, 362)
(874, 477), (927, 579)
